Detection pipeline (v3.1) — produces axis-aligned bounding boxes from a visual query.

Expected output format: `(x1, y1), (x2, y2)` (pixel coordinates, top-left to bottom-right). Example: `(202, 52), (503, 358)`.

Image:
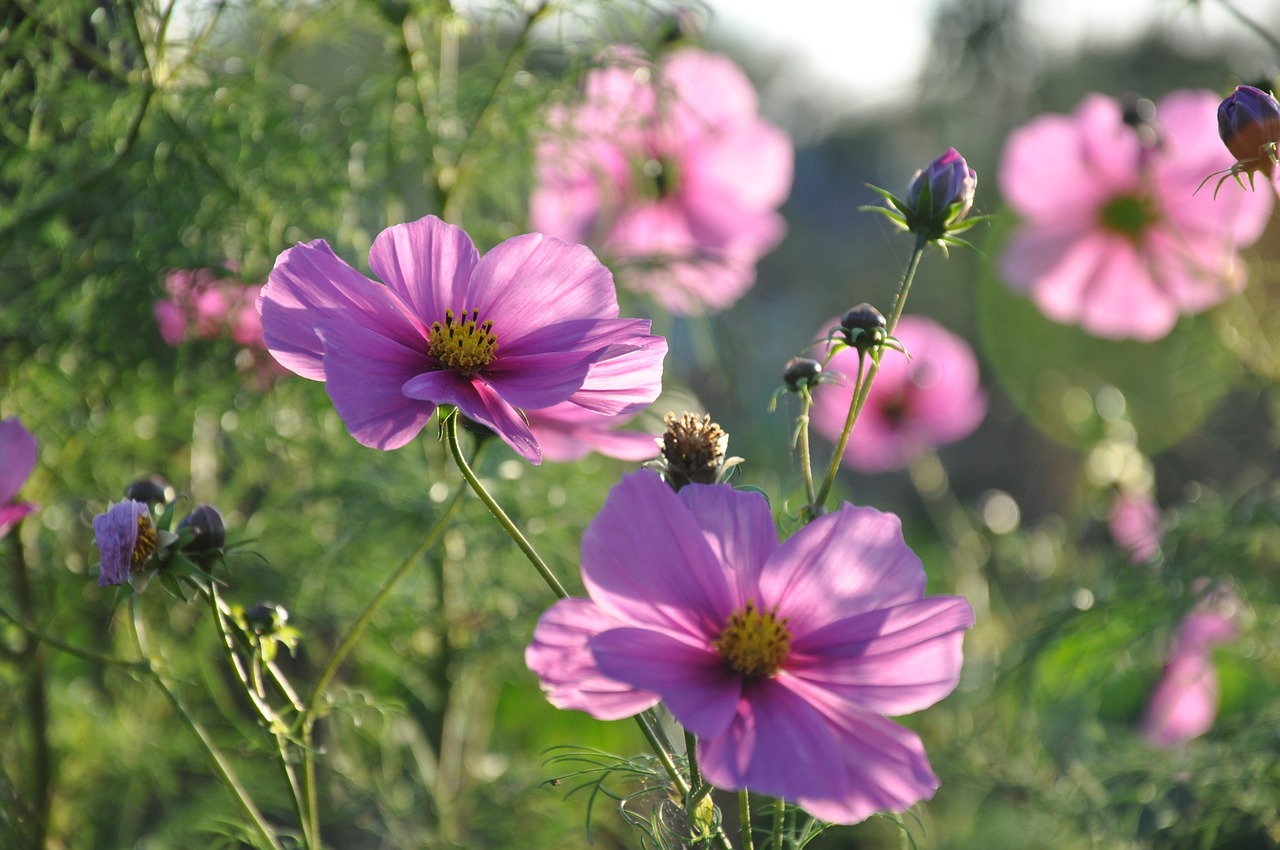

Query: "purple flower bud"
(177, 504), (226, 554)
(1217, 85), (1280, 174)
(782, 357), (822, 391)
(836, 303), (887, 352)
(906, 148), (977, 238)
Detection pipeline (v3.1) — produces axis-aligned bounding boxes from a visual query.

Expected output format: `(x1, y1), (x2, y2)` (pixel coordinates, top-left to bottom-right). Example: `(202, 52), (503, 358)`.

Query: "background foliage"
(2, 0), (1279, 848)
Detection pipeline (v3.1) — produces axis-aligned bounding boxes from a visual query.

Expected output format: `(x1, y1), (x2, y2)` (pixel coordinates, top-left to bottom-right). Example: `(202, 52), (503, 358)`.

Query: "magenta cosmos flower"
(998, 90), (1273, 341)
(526, 470), (973, 824)
(531, 47), (794, 315)
(258, 215), (666, 463)
(0, 418), (38, 539)
(1141, 610), (1237, 746)
(811, 316), (986, 473)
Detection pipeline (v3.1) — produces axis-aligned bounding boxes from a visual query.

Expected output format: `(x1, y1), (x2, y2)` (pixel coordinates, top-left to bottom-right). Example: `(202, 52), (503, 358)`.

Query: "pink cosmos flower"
(1141, 610), (1237, 746)
(0, 418), (38, 539)
(526, 470), (973, 824)
(811, 316), (987, 473)
(1109, 490), (1165, 563)
(525, 404), (659, 463)
(258, 215), (666, 463)
(531, 47), (794, 315)
(998, 90), (1274, 341)
(154, 269), (269, 350)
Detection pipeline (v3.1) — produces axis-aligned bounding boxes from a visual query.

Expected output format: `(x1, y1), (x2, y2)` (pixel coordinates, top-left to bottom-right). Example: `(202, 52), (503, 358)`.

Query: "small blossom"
(1141, 610), (1237, 746)
(258, 215), (665, 463)
(1108, 490), (1165, 563)
(532, 47), (794, 315)
(812, 316), (986, 473)
(998, 90), (1274, 341)
(526, 470), (973, 824)
(0, 418), (38, 539)
(94, 500), (161, 587)
(1217, 85), (1280, 179)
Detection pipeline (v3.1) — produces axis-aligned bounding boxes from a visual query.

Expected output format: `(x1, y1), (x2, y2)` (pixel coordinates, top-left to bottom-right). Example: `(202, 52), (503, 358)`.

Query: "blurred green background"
(2, 0), (1279, 847)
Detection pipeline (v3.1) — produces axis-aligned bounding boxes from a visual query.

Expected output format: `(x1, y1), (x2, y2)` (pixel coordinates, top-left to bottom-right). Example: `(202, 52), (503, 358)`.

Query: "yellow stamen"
(132, 514), (159, 569)
(713, 601), (793, 678)
(427, 308), (498, 375)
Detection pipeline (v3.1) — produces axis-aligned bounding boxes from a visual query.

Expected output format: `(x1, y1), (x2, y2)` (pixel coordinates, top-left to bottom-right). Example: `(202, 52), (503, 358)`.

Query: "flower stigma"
(713, 600), (793, 678)
(428, 308), (498, 375)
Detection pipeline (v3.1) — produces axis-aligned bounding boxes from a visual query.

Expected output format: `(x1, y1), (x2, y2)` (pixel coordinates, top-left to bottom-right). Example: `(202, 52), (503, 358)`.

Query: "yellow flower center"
(427, 309), (498, 375)
(713, 601), (793, 679)
(132, 513), (159, 568)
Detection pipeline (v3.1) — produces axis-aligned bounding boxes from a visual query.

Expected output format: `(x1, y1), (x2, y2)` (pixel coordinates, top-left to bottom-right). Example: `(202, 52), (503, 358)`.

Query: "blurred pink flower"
(154, 269), (268, 349)
(524, 403), (659, 463)
(259, 215), (665, 463)
(531, 47), (793, 315)
(998, 90), (1273, 341)
(1141, 610), (1237, 746)
(0, 418), (38, 539)
(1109, 490), (1165, 563)
(811, 316), (986, 473)
(526, 470), (973, 824)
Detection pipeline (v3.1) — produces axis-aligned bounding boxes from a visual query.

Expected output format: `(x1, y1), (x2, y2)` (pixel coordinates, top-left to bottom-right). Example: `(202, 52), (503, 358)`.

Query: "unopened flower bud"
(906, 148), (976, 239)
(837, 303), (887, 352)
(783, 357), (822, 392)
(1218, 85), (1280, 175)
(124, 477), (174, 506)
(177, 504), (226, 553)
(244, 601), (288, 636)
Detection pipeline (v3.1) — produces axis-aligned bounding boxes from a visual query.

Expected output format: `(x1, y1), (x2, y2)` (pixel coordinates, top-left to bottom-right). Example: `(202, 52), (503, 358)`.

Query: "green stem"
(6, 533), (51, 849)
(439, 1), (551, 221)
(128, 599), (284, 850)
(0, 605), (144, 668)
(770, 799), (783, 850)
(684, 729), (702, 792)
(796, 391), (816, 510)
(444, 413), (568, 599)
(812, 234), (927, 513)
(297, 473), (470, 845)
(740, 789), (755, 850)
(1216, 0), (1280, 57)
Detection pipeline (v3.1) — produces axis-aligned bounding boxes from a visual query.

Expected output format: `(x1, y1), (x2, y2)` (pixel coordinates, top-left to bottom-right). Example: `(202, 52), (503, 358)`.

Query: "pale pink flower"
(811, 316), (986, 473)
(998, 90), (1273, 341)
(1108, 490), (1165, 563)
(1141, 610), (1237, 746)
(531, 47), (793, 315)
(0, 418), (38, 539)
(526, 470), (973, 824)
(258, 215), (665, 463)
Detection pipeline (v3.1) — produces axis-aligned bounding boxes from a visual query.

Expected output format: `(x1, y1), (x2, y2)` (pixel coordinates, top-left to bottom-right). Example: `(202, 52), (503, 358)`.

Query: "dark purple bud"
(177, 504), (226, 553)
(906, 148), (977, 235)
(244, 601), (288, 636)
(124, 477), (173, 506)
(837, 303), (887, 351)
(783, 357), (822, 391)
(1218, 85), (1280, 173)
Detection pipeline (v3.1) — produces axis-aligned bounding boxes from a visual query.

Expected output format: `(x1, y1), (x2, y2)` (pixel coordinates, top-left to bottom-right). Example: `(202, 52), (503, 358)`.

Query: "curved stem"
(128, 599), (284, 850)
(444, 413), (568, 599)
(812, 234), (927, 513)
(297, 471), (470, 844)
(1216, 0), (1280, 57)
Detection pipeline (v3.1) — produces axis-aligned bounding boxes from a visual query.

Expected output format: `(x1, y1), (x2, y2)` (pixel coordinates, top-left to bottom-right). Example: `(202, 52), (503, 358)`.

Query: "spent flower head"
(526, 471), (973, 824)
(94, 500), (177, 590)
(649, 411), (740, 489)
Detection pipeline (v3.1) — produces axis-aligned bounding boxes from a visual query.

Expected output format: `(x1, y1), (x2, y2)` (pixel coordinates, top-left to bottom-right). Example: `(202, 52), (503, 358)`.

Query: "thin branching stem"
(812, 234), (927, 512)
